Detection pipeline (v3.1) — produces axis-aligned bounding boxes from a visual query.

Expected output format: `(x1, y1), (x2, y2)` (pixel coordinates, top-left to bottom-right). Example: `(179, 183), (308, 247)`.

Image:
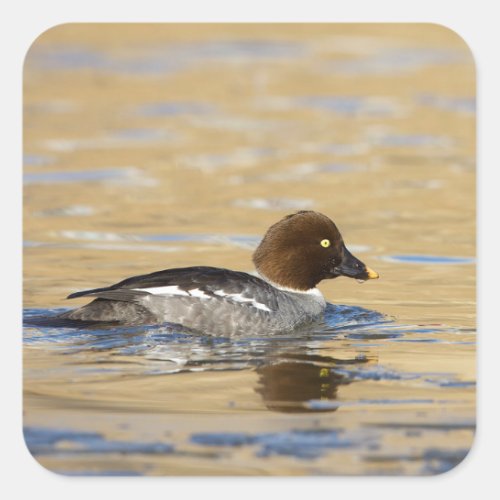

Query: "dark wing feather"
(67, 289), (151, 302)
(66, 266), (217, 299)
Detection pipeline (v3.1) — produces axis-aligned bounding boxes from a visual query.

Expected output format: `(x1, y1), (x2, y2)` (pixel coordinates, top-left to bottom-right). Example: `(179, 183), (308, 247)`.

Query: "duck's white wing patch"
(133, 285), (191, 296)
(213, 290), (271, 312)
(133, 286), (213, 299)
(135, 285), (271, 312)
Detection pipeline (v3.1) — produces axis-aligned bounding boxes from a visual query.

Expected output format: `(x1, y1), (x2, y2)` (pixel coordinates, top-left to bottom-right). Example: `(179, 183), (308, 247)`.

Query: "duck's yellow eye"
(320, 239), (331, 248)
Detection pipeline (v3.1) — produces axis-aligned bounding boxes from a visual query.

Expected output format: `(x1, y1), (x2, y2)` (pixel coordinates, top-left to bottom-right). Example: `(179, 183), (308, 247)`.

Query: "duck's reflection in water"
(255, 353), (365, 413)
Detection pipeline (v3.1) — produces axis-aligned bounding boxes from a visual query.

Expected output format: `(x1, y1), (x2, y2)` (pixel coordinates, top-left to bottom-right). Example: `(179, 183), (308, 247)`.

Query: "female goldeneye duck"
(59, 211), (379, 335)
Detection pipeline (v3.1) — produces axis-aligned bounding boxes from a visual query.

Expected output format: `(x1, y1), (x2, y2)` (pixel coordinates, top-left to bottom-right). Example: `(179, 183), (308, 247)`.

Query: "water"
(23, 24), (475, 476)
(23, 303), (473, 475)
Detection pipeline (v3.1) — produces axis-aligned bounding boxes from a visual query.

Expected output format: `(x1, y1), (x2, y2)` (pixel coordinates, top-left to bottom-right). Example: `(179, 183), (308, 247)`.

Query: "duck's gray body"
(60, 266), (327, 336)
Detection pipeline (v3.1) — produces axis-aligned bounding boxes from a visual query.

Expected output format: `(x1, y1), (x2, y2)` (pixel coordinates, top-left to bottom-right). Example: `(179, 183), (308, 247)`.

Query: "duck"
(58, 211), (379, 335)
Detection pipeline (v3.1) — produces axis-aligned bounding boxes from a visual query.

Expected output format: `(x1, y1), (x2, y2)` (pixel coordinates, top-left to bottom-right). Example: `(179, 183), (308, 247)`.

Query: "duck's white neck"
(256, 271), (323, 297)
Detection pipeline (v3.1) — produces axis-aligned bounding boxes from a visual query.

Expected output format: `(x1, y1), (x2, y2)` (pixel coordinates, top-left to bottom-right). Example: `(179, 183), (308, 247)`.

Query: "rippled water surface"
(23, 24), (475, 476)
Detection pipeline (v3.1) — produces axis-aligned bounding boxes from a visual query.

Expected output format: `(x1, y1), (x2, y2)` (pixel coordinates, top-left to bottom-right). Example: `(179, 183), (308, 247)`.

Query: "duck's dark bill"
(334, 247), (379, 281)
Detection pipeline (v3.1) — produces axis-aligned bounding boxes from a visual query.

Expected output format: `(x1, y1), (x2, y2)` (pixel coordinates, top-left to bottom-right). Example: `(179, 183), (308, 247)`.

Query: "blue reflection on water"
(191, 428), (363, 459)
(110, 128), (170, 140)
(23, 167), (145, 185)
(28, 40), (307, 76)
(375, 134), (450, 148)
(24, 168), (130, 185)
(383, 255), (475, 265)
(330, 47), (465, 75)
(23, 303), (471, 361)
(417, 93), (475, 115)
(24, 153), (54, 167)
(296, 95), (397, 117)
(136, 101), (213, 117)
(24, 426), (174, 457)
